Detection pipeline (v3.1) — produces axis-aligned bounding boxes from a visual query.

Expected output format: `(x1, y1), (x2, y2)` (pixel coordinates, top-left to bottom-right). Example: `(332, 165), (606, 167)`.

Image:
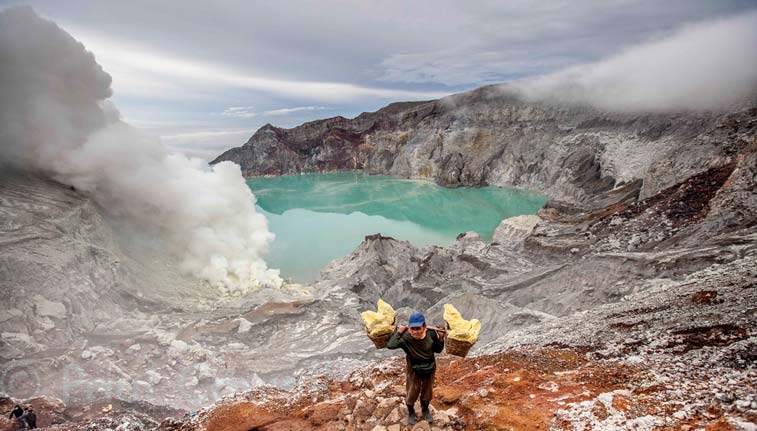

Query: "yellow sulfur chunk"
(443, 304), (481, 343)
(361, 299), (396, 337)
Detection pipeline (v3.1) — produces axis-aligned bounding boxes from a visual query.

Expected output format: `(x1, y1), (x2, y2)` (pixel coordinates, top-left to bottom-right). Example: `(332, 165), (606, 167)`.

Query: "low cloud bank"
(514, 11), (757, 112)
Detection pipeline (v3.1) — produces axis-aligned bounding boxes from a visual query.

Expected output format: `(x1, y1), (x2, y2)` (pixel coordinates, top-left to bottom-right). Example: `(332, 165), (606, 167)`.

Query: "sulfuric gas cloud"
(514, 11), (757, 112)
(0, 6), (281, 293)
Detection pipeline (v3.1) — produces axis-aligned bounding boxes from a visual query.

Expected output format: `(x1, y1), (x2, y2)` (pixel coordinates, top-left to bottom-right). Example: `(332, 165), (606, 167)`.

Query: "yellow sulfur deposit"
(443, 304), (481, 343)
(361, 299), (396, 337)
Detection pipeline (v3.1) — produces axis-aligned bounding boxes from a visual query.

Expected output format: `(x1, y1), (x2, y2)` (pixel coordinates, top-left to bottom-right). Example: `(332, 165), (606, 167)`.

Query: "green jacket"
(387, 328), (444, 374)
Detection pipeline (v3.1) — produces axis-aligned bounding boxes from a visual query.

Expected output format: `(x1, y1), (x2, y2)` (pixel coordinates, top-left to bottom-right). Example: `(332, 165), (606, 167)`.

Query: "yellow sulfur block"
(361, 299), (396, 337)
(443, 304), (481, 343)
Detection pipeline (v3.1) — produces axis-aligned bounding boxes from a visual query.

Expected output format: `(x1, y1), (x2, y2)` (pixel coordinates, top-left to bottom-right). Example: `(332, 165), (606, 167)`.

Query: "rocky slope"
(0, 169), (390, 410)
(170, 100), (756, 430)
(2, 88), (756, 429)
(16, 244), (755, 429)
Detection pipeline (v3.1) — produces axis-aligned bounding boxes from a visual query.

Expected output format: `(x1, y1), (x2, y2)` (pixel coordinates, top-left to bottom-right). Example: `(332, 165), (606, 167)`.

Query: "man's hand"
(437, 328), (446, 340)
(398, 324), (408, 334)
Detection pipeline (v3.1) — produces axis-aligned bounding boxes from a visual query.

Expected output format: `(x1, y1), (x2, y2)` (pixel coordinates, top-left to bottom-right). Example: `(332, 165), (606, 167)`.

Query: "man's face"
(408, 324), (426, 339)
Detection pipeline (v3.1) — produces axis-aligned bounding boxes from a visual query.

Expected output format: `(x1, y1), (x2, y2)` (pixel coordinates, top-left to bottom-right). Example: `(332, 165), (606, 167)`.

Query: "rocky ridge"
(2, 90), (756, 429)
(212, 86), (743, 204)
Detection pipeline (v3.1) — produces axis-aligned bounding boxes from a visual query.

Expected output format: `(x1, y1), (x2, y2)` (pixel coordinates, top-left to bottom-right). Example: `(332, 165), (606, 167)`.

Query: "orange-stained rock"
(592, 400), (609, 420)
(704, 418), (736, 431)
(25, 396), (66, 427)
(435, 386), (463, 404)
(611, 394), (631, 413)
(0, 417), (18, 431)
(302, 401), (343, 426)
(259, 418), (313, 430)
(200, 402), (280, 431)
(352, 398), (377, 421)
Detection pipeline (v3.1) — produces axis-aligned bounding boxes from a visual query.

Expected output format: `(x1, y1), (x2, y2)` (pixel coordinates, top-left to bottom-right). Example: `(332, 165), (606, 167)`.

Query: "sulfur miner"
(387, 312), (445, 425)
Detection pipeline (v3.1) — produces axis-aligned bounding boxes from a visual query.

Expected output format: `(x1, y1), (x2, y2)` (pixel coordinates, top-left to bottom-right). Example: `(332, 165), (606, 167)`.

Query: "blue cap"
(408, 312), (425, 328)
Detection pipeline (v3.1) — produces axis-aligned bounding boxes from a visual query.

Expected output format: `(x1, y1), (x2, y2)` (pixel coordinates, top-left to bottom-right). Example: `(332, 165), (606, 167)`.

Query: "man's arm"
(432, 328), (445, 353)
(386, 324), (407, 349)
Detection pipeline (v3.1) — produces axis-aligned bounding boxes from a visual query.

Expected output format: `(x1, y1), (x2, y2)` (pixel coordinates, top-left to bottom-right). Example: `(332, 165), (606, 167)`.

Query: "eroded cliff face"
(3, 88), (756, 428)
(212, 86), (737, 203)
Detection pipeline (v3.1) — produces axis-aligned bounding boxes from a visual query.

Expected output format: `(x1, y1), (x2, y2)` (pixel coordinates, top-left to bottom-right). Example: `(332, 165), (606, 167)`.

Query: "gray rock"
(237, 318), (252, 333)
(213, 86), (747, 206)
(3, 89), (756, 415)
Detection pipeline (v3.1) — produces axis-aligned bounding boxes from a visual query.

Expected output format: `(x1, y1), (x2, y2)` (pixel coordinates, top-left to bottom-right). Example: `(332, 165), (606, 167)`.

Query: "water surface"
(248, 172), (546, 283)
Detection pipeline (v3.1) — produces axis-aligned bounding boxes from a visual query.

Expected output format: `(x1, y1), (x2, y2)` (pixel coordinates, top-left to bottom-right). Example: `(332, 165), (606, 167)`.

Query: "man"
(9, 405), (26, 428)
(24, 406), (37, 429)
(16, 407), (30, 429)
(8, 405), (23, 420)
(387, 312), (445, 425)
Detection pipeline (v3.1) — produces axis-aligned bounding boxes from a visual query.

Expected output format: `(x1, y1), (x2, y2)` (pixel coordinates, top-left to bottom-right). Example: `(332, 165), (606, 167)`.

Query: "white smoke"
(0, 6), (281, 293)
(515, 11), (757, 112)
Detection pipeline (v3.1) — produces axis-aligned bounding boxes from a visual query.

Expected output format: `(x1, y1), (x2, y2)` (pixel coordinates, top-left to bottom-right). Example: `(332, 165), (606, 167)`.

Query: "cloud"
(264, 106), (327, 116)
(221, 106), (257, 118)
(513, 10), (757, 112)
(67, 29), (450, 103)
(219, 105), (329, 119)
(372, 1), (757, 87)
(160, 128), (253, 161)
(379, 47), (575, 86)
(40, 1), (752, 87)
(22, 0), (752, 135)
(0, 6), (281, 292)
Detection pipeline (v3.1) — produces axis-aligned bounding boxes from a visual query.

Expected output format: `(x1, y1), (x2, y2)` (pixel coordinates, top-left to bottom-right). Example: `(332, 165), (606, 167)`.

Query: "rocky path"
(12, 344), (751, 429)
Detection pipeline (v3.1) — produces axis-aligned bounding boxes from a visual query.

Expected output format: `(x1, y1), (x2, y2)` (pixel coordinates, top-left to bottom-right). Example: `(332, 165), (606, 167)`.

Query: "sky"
(2, 0), (755, 160)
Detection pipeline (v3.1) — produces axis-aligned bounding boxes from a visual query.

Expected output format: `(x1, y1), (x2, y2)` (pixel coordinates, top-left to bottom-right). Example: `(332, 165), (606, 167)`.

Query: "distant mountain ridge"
(211, 85), (737, 204)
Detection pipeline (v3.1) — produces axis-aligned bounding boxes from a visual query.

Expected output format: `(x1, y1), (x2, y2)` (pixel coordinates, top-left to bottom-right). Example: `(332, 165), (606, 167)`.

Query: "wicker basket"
(366, 316), (396, 349)
(445, 337), (474, 357)
(367, 330), (393, 349)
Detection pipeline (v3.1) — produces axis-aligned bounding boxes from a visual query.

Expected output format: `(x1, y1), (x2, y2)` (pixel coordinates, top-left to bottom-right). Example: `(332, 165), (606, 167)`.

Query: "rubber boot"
(421, 401), (433, 423)
(407, 404), (417, 425)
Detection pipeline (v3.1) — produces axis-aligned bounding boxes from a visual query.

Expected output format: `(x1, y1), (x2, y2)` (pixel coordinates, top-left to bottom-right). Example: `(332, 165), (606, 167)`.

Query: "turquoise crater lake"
(247, 172), (547, 283)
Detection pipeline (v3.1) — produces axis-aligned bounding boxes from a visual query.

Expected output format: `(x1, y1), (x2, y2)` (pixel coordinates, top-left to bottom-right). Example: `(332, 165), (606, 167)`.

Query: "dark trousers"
(406, 362), (435, 409)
